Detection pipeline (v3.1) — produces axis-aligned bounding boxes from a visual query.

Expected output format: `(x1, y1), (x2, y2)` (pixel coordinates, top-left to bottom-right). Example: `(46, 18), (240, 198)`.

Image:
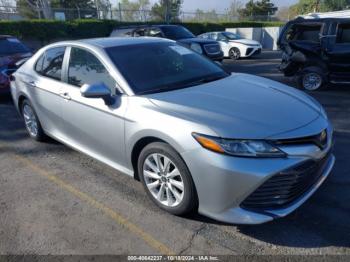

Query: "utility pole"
(165, 0), (170, 24)
(118, 2), (122, 21)
(95, 0), (100, 19)
(75, 4), (81, 19)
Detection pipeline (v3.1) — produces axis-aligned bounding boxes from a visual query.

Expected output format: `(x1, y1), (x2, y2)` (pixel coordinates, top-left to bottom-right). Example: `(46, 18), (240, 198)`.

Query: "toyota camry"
(10, 37), (335, 224)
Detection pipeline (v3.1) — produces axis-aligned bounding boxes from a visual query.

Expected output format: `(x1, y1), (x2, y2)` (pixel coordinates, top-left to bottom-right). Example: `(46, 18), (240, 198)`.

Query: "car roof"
(114, 24), (184, 30)
(291, 17), (350, 23)
(55, 37), (173, 49)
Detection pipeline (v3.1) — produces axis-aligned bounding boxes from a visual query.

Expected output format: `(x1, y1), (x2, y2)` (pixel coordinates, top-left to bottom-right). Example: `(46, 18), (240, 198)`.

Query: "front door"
(326, 21), (350, 82)
(59, 46), (128, 171)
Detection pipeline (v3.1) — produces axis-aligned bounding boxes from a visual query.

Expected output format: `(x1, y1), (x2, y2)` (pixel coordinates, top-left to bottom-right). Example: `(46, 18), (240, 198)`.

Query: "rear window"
(35, 47), (65, 81)
(286, 24), (322, 43)
(0, 38), (30, 56)
(336, 23), (350, 43)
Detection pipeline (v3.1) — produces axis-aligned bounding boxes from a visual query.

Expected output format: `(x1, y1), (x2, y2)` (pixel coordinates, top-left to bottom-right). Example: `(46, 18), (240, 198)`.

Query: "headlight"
(190, 43), (203, 54)
(192, 133), (286, 158)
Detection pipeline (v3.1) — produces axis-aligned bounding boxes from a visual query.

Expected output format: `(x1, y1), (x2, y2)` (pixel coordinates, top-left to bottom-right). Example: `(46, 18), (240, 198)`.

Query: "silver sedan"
(10, 37), (335, 224)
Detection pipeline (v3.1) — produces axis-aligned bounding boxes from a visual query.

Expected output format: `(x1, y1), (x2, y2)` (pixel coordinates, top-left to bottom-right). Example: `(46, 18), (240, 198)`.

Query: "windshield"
(160, 26), (195, 40)
(0, 38), (30, 56)
(222, 32), (242, 40)
(107, 42), (229, 95)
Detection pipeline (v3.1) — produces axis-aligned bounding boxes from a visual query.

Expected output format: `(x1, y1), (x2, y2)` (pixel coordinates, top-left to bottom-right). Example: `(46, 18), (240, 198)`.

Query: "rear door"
(24, 46), (66, 138)
(326, 20), (350, 80)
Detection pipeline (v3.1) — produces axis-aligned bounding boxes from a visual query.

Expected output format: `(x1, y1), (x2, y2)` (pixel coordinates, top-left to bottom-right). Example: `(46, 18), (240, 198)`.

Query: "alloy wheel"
(302, 72), (322, 91)
(23, 104), (38, 137)
(229, 48), (240, 60)
(143, 153), (184, 207)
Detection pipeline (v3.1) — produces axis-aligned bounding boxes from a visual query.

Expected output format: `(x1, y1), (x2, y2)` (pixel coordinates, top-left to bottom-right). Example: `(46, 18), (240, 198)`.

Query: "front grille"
(241, 153), (331, 210)
(203, 44), (221, 54)
(274, 129), (328, 150)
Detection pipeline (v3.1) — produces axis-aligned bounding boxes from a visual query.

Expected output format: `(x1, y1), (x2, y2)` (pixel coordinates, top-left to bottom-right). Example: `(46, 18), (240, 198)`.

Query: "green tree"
(118, 0), (150, 21)
(151, 0), (183, 22)
(227, 0), (243, 20)
(290, 0), (350, 15)
(238, 0), (278, 20)
(16, 0), (52, 19)
(192, 8), (219, 22)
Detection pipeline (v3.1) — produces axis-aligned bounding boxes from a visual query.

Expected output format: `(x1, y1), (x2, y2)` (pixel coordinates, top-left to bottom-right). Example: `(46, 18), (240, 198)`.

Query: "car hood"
(178, 38), (218, 45)
(0, 52), (32, 68)
(229, 39), (260, 46)
(147, 73), (322, 139)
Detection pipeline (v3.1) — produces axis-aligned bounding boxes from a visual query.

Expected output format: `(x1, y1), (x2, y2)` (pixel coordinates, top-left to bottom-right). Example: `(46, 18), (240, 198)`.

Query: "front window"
(68, 47), (116, 90)
(0, 38), (30, 56)
(285, 23), (322, 43)
(222, 32), (242, 40)
(160, 26), (195, 40)
(107, 42), (229, 95)
(336, 23), (350, 44)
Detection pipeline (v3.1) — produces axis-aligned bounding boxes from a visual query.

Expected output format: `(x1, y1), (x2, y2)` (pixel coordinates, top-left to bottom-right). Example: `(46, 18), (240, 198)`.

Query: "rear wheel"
(21, 99), (46, 141)
(297, 66), (326, 91)
(229, 47), (241, 60)
(138, 142), (198, 215)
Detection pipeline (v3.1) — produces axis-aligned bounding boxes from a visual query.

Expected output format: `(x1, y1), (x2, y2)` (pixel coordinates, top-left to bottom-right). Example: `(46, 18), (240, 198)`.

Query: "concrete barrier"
(226, 27), (282, 50)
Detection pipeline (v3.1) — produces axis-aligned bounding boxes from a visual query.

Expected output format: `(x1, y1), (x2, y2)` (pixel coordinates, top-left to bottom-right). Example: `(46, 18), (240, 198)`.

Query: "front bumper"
(181, 126), (334, 224)
(205, 51), (224, 61)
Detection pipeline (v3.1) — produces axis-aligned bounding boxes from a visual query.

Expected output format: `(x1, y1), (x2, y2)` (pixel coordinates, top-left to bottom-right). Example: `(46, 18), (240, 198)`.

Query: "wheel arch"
(17, 93), (28, 115)
(129, 132), (188, 181)
(131, 136), (165, 181)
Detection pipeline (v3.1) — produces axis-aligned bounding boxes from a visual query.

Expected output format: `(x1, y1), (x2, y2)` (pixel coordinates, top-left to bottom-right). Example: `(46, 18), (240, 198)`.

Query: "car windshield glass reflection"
(223, 32), (242, 40)
(107, 42), (228, 95)
(161, 26), (195, 40)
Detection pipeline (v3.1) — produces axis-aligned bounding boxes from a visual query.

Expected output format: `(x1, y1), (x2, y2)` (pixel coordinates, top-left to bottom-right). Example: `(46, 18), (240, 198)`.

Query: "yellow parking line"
(11, 153), (174, 255)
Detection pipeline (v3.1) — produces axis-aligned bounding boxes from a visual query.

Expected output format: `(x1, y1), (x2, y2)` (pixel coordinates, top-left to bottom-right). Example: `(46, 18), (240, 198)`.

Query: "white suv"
(198, 31), (262, 60)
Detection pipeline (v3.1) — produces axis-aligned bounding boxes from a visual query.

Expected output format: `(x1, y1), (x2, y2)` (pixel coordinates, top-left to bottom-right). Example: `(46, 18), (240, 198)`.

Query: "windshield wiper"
(182, 74), (228, 88)
(137, 74), (228, 95)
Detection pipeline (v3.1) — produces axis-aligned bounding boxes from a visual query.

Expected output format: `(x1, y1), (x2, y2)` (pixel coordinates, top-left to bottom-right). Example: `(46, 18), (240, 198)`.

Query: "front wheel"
(229, 47), (241, 60)
(138, 142), (198, 215)
(297, 67), (326, 91)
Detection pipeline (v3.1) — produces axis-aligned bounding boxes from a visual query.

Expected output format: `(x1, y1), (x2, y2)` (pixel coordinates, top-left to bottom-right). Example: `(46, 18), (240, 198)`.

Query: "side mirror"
(81, 82), (114, 105)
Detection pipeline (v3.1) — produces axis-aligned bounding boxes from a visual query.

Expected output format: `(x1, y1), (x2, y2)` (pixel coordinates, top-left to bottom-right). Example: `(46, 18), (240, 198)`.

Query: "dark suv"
(111, 25), (224, 61)
(0, 35), (32, 95)
(278, 17), (350, 90)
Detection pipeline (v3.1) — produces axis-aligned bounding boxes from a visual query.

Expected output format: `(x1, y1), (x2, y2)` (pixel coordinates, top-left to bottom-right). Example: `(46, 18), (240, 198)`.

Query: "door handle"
(59, 92), (71, 100)
(28, 81), (37, 88)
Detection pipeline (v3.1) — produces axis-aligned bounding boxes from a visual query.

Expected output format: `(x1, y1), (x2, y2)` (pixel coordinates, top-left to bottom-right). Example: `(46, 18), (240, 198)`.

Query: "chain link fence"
(0, 5), (280, 22)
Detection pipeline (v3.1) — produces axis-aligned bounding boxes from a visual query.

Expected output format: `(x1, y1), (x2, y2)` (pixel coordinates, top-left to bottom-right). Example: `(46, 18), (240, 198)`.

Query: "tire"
(229, 47), (241, 60)
(21, 99), (46, 141)
(138, 142), (198, 216)
(296, 66), (327, 91)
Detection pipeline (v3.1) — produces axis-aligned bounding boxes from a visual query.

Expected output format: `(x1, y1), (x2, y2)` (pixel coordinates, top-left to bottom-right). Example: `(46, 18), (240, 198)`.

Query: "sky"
(112, 0), (299, 12)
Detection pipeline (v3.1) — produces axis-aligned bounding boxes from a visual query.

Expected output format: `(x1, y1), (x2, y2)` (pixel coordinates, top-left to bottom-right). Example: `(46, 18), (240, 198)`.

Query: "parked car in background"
(198, 31), (262, 60)
(278, 17), (350, 91)
(110, 25), (224, 61)
(11, 37), (334, 224)
(0, 35), (32, 95)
